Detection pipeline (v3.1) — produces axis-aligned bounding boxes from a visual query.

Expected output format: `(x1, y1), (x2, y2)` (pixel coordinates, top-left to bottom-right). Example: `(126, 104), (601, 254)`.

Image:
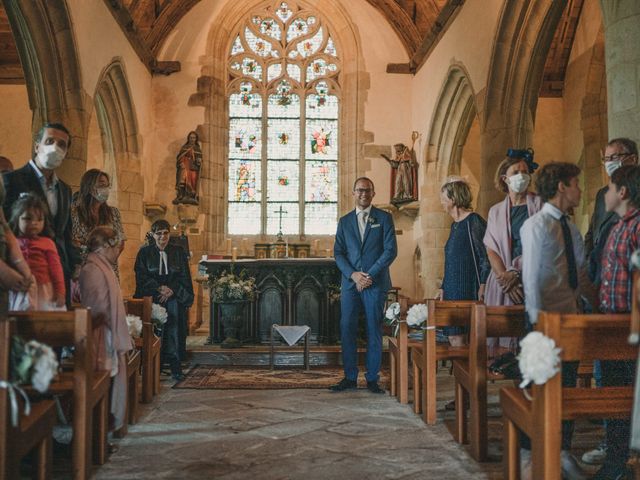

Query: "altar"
(198, 258), (342, 345)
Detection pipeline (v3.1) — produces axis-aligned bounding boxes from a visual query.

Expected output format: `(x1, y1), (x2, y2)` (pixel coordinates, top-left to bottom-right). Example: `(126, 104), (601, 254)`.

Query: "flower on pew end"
(406, 303), (428, 327)
(517, 331), (561, 389)
(126, 314), (143, 337)
(385, 302), (401, 323)
(11, 336), (59, 393)
(152, 303), (168, 327)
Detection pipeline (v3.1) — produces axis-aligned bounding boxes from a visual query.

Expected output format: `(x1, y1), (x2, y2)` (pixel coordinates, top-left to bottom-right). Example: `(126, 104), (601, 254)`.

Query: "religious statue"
(173, 130), (202, 205)
(381, 131), (419, 206)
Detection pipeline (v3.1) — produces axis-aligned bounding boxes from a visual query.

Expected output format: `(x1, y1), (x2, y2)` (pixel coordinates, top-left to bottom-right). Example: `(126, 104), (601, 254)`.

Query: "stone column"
(600, 0), (640, 144)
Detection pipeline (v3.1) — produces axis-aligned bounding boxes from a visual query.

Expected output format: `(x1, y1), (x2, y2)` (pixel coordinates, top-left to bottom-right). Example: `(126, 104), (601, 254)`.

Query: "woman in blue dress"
(436, 176), (490, 346)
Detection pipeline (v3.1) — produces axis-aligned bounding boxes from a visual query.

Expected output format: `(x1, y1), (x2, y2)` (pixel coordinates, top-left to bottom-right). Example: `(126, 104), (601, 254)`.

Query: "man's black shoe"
(367, 381), (385, 394)
(329, 378), (357, 392)
(171, 372), (186, 382)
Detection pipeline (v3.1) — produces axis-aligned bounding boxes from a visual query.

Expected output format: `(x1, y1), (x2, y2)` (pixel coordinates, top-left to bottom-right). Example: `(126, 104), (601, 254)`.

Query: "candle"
(313, 239), (320, 254)
(232, 247), (238, 261)
(325, 248), (331, 258)
(241, 237), (249, 255)
(226, 238), (232, 254)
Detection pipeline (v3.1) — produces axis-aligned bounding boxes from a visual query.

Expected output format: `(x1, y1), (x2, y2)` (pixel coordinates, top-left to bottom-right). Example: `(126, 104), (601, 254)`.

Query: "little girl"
(9, 194), (66, 310)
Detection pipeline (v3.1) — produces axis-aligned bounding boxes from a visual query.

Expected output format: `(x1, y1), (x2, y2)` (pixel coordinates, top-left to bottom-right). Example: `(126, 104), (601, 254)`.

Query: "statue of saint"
(381, 133), (419, 206)
(174, 131), (202, 205)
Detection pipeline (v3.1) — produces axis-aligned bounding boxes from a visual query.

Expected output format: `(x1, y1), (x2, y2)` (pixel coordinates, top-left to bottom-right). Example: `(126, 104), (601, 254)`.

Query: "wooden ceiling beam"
(365, 0), (423, 58)
(146, 0), (200, 56)
(386, 0), (465, 74)
(102, 0), (180, 75)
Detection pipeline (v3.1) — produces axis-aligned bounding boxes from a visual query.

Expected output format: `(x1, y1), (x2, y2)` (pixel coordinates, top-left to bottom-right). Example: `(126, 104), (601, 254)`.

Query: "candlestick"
(313, 239), (320, 255)
(226, 238), (232, 255)
(232, 247), (238, 261)
(241, 237), (249, 255)
(325, 248), (331, 258)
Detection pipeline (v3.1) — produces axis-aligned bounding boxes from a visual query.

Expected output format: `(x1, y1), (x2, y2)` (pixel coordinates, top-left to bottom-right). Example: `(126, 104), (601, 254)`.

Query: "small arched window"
(227, 1), (340, 236)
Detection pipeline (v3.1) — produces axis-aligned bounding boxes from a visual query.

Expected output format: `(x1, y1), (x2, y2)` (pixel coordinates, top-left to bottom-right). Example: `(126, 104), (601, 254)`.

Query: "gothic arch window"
(227, 1), (340, 236)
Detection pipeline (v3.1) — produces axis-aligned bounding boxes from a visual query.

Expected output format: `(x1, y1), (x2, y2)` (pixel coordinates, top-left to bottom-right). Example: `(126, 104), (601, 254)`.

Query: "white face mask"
(507, 173), (531, 193)
(93, 187), (110, 203)
(605, 160), (622, 177)
(37, 143), (66, 170)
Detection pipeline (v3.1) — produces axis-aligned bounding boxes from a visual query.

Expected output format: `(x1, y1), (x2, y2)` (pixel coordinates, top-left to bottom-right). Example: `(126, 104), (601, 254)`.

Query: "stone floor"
(93, 372), (504, 480)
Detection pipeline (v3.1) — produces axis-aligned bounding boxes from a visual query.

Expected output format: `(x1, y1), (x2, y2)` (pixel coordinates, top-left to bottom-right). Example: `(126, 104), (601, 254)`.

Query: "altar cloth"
(273, 325), (310, 346)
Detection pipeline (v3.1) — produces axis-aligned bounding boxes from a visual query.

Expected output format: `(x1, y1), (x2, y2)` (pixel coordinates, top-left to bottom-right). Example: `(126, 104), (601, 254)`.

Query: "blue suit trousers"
(340, 285), (386, 383)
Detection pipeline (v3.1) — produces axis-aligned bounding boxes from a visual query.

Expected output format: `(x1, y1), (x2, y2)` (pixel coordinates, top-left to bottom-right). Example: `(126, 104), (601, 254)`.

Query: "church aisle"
(93, 379), (501, 479)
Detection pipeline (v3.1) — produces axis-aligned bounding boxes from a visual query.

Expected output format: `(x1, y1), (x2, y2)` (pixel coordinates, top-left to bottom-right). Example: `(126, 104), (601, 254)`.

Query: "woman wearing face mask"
(71, 169), (125, 276)
(483, 149), (542, 357)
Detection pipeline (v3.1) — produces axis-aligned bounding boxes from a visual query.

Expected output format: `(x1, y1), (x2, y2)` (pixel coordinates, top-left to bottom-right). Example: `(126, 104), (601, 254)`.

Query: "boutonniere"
(368, 215), (377, 225)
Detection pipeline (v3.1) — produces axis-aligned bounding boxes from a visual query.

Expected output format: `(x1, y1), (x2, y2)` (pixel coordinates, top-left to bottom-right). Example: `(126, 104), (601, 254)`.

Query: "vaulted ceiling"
(0, 0), (585, 98)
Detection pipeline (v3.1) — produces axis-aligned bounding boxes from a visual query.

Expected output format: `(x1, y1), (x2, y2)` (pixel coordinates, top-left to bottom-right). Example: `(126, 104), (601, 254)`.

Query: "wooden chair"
(125, 297), (161, 403)
(452, 304), (526, 461)
(0, 316), (57, 480)
(500, 311), (635, 480)
(411, 299), (477, 424)
(9, 309), (111, 480)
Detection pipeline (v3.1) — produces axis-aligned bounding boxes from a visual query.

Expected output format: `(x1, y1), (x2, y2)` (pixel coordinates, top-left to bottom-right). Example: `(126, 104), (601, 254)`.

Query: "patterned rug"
(173, 366), (390, 390)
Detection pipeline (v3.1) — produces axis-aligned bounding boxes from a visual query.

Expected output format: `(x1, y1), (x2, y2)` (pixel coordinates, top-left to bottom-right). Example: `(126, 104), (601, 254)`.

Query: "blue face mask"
(605, 160), (622, 177)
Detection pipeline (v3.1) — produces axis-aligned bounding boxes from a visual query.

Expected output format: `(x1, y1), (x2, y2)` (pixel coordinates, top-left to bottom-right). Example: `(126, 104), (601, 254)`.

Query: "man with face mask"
(2, 123), (81, 302)
(585, 138), (638, 285)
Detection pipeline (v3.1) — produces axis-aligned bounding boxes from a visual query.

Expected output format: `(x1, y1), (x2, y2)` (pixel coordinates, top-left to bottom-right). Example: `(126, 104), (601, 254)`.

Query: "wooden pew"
(114, 348), (141, 438)
(411, 299), (477, 424)
(500, 311), (635, 480)
(125, 297), (161, 403)
(0, 316), (57, 480)
(387, 297), (417, 403)
(9, 309), (111, 480)
(452, 304), (526, 461)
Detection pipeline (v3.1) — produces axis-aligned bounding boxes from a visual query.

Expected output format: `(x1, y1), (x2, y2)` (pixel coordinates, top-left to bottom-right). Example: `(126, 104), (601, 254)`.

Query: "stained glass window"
(227, 1), (340, 236)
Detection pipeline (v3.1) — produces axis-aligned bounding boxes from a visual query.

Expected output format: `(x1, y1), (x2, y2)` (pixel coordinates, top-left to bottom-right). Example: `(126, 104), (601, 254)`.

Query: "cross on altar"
(274, 205), (288, 242)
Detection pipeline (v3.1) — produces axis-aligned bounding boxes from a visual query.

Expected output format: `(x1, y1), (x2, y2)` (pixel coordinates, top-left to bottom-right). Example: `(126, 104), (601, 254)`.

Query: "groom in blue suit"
(331, 177), (397, 393)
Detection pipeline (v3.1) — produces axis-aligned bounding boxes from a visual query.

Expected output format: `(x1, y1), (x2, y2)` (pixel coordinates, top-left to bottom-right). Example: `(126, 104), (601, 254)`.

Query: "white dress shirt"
(521, 202), (587, 324)
(29, 159), (59, 217)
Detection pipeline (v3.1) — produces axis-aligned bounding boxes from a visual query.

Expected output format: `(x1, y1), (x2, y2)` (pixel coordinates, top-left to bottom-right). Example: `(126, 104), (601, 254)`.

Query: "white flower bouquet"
(209, 269), (256, 303)
(126, 314), (143, 337)
(518, 331), (562, 390)
(11, 336), (59, 393)
(406, 303), (428, 327)
(151, 303), (168, 328)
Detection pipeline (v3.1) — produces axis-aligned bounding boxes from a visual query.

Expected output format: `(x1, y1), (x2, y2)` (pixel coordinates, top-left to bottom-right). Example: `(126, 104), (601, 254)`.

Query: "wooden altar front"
(198, 258), (342, 345)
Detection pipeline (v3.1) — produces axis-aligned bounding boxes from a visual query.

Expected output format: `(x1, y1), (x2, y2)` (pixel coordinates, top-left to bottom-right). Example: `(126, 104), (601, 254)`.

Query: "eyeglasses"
(601, 153), (633, 164)
(153, 230), (170, 236)
(354, 188), (373, 195)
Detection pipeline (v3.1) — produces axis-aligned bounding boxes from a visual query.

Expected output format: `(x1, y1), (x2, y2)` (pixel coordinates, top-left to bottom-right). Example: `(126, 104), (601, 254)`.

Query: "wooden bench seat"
(452, 304), (526, 461)
(125, 297), (161, 403)
(10, 309), (111, 480)
(500, 311), (636, 480)
(0, 317), (57, 480)
(411, 299), (477, 424)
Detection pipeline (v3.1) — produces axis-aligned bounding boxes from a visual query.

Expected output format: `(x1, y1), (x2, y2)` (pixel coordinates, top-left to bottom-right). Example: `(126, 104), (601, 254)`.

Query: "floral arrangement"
(152, 303), (168, 328)
(518, 331), (562, 390)
(10, 336), (59, 393)
(209, 269), (257, 303)
(406, 303), (428, 327)
(384, 302), (401, 325)
(126, 314), (142, 337)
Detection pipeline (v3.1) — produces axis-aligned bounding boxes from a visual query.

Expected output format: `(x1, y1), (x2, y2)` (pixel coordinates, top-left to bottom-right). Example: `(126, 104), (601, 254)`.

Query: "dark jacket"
(2, 163), (80, 279)
(584, 185), (619, 284)
(133, 243), (194, 307)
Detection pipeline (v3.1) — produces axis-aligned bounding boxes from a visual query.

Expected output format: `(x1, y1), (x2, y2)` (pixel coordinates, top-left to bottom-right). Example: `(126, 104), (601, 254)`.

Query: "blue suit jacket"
(334, 206), (397, 292)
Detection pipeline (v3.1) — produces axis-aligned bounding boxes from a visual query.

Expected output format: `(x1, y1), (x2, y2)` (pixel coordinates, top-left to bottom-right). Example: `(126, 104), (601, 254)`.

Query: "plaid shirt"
(599, 208), (640, 313)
